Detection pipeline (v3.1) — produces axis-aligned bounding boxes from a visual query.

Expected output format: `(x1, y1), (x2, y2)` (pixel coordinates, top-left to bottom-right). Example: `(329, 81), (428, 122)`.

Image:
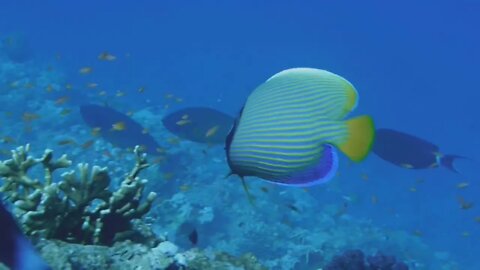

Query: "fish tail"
(440, 154), (466, 173)
(336, 115), (375, 161)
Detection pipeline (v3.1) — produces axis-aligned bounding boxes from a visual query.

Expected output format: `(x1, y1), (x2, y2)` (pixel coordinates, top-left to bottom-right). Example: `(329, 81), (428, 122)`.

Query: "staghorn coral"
(0, 144), (157, 245)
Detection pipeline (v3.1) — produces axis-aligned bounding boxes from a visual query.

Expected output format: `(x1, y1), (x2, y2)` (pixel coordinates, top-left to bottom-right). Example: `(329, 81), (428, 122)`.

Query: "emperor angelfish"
(225, 68), (375, 186)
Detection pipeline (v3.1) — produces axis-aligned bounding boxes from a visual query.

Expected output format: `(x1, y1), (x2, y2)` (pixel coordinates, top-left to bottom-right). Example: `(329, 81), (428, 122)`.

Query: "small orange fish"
(176, 119), (191, 126)
(91, 127), (101, 136)
(45, 84), (54, 93)
(1, 136), (15, 144)
(163, 172), (175, 181)
(98, 52), (117, 61)
(167, 137), (180, 145)
(87, 83), (98, 89)
(22, 112), (40, 122)
(58, 139), (76, 146)
(103, 150), (112, 158)
(457, 182), (469, 189)
(55, 96), (69, 105)
(111, 122), (126, 131)
(79, 67), (93, 74)
(458, 196), (474, 210)
(205, 125), (219, 138)
(179, 185), (190, 192)
(81, 140), (94, 149)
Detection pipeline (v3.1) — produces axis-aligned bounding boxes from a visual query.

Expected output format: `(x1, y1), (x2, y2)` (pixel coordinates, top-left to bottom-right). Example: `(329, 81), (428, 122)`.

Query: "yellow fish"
(205, 125), (219, 138)
(98, 52), (117, 61)
(87, 83), (98, 89)
(176, 119), (191, 126)
(90, 127), (101, 136)
(111, 122), (126, 131)
(79, 67), (93, 74)
(457, 182), (469, 189)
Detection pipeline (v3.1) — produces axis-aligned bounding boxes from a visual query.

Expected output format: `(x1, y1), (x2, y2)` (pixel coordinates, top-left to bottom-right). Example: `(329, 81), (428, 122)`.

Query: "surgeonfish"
(225, 68), (375, 186)
(373, 128), (464, 172)
(0, 201), (50, 270)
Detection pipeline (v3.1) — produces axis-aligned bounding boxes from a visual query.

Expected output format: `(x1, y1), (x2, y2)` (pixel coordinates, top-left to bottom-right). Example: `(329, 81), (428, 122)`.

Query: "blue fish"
(0, 201), (50, 270)
(79, 104), (161, 155)
(226, 68), (375, 187)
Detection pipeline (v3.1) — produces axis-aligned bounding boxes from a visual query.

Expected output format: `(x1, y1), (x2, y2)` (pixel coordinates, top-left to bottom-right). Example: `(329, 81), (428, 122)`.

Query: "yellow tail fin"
(337, 115), (375, 161)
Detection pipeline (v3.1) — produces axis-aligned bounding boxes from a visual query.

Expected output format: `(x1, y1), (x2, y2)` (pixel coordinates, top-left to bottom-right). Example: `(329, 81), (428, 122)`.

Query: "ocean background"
(1, 1), (479, 269)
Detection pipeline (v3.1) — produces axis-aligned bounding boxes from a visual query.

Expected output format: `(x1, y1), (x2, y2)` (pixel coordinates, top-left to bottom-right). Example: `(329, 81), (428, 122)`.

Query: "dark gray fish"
(79, 104), (161, 155)
(188, 229), (198, 245)
(373, 128), (463, 172)
(0, 201), (50, 270)
(162, 107), (234, 144)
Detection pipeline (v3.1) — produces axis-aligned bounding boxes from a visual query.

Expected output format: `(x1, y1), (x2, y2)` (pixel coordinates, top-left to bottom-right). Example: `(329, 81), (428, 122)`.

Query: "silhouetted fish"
(162, 107), (234, 144)
(0, 200), (50, 270)
(79, 104), (160, 154)
(188, 229), (198, 245)
(373, 128), (463, 172)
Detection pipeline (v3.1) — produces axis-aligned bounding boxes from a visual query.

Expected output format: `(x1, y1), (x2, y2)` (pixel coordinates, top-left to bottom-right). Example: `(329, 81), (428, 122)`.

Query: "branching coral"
(0, 144), (157, 246)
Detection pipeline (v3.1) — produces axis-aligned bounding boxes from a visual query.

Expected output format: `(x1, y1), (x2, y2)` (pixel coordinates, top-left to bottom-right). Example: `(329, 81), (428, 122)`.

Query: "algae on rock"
(0, 144), (157, 245)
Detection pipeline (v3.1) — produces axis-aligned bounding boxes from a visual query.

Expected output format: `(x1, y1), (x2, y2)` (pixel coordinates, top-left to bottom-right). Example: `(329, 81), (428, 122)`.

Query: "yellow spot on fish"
(205, 125), (219, 138)
(111, 122), (126, 131)
(79, 67), (93, 74)
(176, 119), (191, 126)
(457, 182), (469, 189)
(98, 52), (117, 61)
(401, 163), (414, 169)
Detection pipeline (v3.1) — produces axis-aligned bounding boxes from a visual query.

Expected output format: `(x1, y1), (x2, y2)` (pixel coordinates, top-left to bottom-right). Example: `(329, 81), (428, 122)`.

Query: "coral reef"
(324, 249), (409, 270)
(0, 144), (157, 245)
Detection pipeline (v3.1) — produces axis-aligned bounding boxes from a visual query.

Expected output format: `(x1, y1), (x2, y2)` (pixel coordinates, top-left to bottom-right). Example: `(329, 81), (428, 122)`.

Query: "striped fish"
(225, 68), (375, 187)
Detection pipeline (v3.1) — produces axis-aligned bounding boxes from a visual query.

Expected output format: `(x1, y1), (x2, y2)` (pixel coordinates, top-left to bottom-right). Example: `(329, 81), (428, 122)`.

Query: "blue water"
(1, 1), (479, 269)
